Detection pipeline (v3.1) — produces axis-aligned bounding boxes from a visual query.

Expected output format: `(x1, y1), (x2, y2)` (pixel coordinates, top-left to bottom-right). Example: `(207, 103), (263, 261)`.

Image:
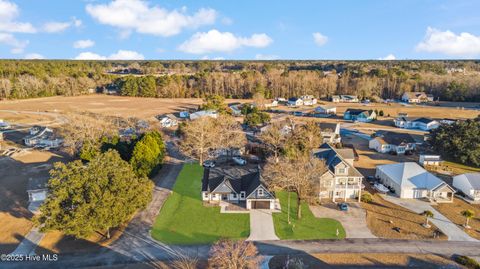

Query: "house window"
(338, 168), (346, 174)
(203, 192), (209, 199)
(212, 194), (216, 199)
(240, 192), (246, 199)
(232, 193), (237, 198)
(258, 189), (264, 196)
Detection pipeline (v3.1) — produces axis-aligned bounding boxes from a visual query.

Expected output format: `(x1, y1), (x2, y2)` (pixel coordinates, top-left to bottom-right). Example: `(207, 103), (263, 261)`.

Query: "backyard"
(151, 163), (250, 244)
(272, 191), (345, 240)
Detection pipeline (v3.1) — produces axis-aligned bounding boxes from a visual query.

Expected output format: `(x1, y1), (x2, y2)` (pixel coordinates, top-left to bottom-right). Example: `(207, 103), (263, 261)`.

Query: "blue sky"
(1, 0), (480, 60)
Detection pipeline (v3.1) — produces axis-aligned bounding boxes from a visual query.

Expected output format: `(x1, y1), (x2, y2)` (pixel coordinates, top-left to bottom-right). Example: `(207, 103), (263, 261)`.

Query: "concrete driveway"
(247, 209), (279, 241)
(382, 194), (478, 242)
(310, 203), (376, 238)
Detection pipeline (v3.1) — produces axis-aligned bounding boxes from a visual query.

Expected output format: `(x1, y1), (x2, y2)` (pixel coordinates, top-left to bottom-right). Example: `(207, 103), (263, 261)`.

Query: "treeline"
(2, 60), (480, 101)
(429, 118), (480, 166)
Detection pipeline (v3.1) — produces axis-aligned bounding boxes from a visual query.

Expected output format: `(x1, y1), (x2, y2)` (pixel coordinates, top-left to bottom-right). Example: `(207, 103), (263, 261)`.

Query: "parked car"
(232, 156), (247, 165)
(374, 183), (389, 193)
(338, 203), (348, 211)
(203, 160), (216, 168)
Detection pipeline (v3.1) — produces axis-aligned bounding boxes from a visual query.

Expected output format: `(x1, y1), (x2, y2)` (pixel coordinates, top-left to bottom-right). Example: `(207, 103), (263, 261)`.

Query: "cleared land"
(269, 253), (462, 269)
(272, 191), (345, 240)
(151, 163), (250, 244)
(0, 150), (67, 253)
(361, 193), (447, 240)
(434, 199), (480, 240)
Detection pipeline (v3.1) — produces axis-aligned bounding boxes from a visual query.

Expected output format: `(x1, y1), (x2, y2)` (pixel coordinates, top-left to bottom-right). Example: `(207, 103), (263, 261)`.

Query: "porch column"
(358, 179), (362, 202)
(344, 180), (347, 202)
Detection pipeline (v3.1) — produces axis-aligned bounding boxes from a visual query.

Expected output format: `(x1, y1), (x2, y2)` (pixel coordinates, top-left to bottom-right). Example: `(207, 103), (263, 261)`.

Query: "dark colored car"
(338, 203), (348, 211)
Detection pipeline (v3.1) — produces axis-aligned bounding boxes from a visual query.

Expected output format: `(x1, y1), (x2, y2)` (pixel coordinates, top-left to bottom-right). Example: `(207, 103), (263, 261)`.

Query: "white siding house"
(315, 105), (336, 114)
(375, 162), (454, 202)
(419, 154), (442, 166)
(453, 173), (480, 201)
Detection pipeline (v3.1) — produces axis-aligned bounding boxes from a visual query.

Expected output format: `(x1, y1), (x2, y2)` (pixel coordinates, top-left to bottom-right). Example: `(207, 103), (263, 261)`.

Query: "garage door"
(251, 201), (270, 209)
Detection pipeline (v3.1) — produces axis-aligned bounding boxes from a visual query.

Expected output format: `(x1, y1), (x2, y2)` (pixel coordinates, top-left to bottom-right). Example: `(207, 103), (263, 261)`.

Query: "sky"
(1, 0), (480, 60)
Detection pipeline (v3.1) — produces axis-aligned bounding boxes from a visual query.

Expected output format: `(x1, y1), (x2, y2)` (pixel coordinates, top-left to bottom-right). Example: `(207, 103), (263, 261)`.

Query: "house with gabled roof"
(376, 162), (454, 202)
(401, 92), (428, 103)
(453, 173), (480, 202)
(394, 117), (440, 131)
(314, 143), (363, 202)
(343, 109), (376, 122)
(369, 131), (417, 154)
(318, 122), (341, 144)
(202, 165), (276, 209)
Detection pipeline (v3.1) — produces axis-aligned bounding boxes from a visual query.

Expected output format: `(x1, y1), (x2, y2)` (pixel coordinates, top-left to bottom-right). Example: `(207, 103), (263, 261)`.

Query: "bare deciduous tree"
(180, 117), (216, 164)
(180, 115), (246, 164)
(263, 155), (326, 219)
(259, 121), (290, 162)
(60, 112), (117, 155)
(208, 239), (259, 269)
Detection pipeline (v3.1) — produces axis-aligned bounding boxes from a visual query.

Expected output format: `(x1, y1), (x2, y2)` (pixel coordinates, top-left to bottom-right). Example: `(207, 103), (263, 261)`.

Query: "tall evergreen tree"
(35, 150), (153, 239)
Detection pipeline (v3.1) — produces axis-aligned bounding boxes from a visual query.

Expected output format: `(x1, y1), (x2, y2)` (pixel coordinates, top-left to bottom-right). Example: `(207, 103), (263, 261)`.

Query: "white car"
(203, 160), (216, 168)
(232, 156), (247, 166)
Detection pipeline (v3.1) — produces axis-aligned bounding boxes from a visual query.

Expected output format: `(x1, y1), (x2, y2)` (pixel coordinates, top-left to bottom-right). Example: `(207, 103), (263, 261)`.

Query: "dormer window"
(258, 188), (264, 196)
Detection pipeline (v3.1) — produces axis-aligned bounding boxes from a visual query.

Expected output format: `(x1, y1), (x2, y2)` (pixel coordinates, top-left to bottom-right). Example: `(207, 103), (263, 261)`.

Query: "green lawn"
(272, 191), (345, 240)
(151, 163), (250, 244)
(443, 161), (480, 174)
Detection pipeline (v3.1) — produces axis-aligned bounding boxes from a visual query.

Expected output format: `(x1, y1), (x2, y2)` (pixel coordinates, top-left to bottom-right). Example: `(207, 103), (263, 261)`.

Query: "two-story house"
(314, 143), (363, 202)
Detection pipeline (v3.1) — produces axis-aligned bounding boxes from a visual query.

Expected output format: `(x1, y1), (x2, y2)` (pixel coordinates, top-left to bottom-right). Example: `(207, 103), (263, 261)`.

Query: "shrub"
(454, 255), (480, 269)
(361, 192), (373, 203)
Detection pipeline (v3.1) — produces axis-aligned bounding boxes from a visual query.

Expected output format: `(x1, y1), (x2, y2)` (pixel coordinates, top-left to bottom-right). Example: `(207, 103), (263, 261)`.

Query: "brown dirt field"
(0, 150), (67, 253)
(361, 194), (447, 240)
(0, 95), (247, 120)
(269, 253), (460, 269)
(433, 199), (480, 240)
(342, 133), (417, 177)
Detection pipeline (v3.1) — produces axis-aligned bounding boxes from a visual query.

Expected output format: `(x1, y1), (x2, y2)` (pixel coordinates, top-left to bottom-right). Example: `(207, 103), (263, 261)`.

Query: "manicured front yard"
(151, 163), (250, 244)
(272, 191), (345, 240)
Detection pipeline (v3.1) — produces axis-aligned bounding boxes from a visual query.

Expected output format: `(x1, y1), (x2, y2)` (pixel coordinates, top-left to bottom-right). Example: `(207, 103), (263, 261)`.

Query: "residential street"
(382, 194), (478, 242)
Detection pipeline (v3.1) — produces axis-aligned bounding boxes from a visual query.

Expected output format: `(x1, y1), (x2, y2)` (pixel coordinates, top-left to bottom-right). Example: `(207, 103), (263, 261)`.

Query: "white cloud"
(201, 55), (225, 60)
(75, 52), (106, 60)
(255, 54), (280, 60)
(73, 39), (95, 49)
(24, 53), (45, 59)
(416, 27), (480, 57)
(313, 32), (328, 46)
(86, 0), (217, 37)
(0, 32), (28, 53)
(0, 0), (36, 33)
(109, 50), (144, 60)
(378, 54), (396, 60)
(74, 50), (144, 60)
(42, 18), (83, 33)
(43, 22), (71, 33)
(178, 29), (273, 54)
